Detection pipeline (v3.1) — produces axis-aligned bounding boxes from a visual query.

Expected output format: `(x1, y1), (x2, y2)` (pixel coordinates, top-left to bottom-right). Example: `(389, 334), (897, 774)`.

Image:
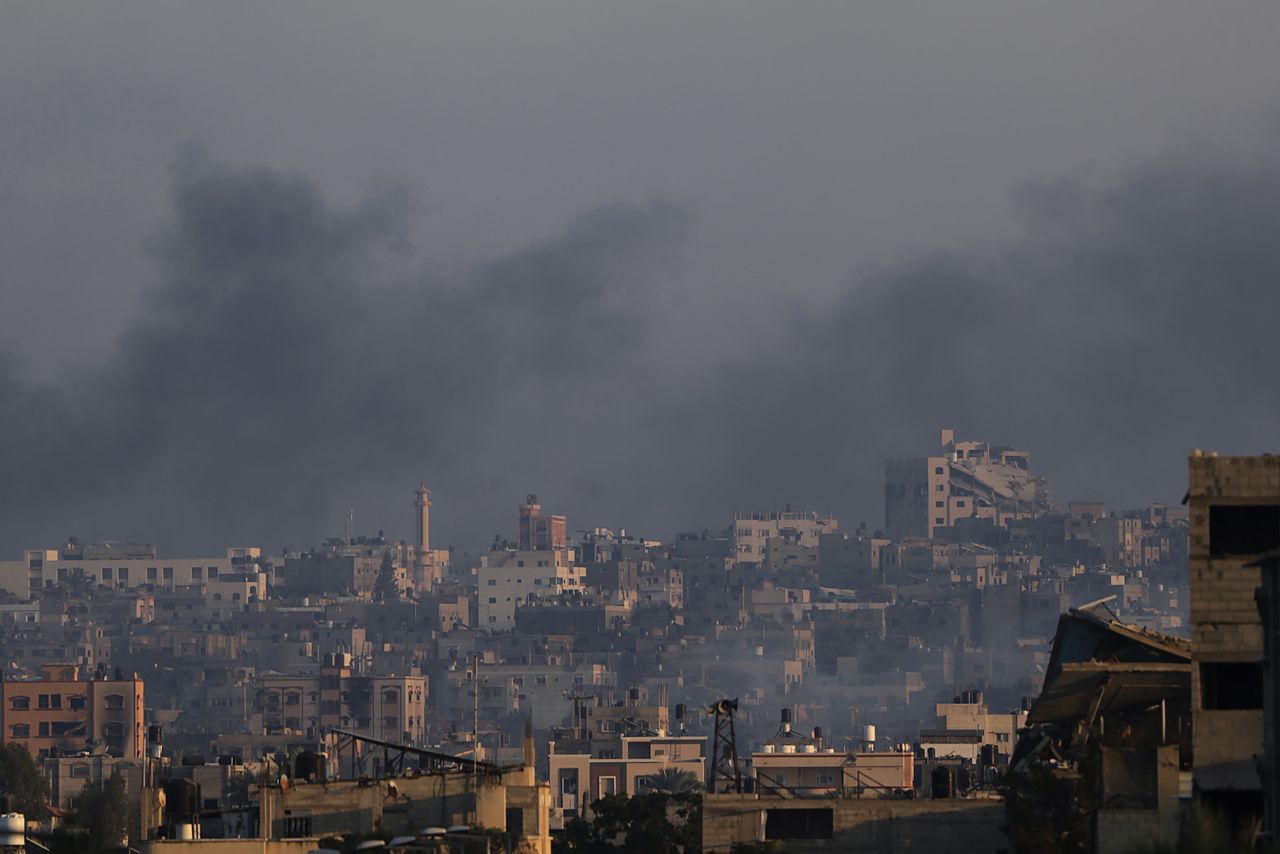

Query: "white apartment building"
(477, 548), (587, 630)
(0, 542), (263, 597)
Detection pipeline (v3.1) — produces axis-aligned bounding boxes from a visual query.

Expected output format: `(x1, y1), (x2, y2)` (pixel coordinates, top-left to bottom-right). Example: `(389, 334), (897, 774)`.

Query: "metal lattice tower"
(707, 698), (742, 793)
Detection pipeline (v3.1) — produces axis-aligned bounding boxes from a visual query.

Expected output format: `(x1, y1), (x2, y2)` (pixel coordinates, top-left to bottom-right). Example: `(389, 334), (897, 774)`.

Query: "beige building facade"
(1, 664), (145, 759)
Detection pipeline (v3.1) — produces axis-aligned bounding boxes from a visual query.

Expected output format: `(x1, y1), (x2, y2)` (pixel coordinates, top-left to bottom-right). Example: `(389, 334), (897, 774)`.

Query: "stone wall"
(702, 794), (1008, 853)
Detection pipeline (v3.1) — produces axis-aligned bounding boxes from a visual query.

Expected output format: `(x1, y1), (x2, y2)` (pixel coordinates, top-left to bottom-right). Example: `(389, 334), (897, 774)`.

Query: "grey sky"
(2, 2), (1278, 552)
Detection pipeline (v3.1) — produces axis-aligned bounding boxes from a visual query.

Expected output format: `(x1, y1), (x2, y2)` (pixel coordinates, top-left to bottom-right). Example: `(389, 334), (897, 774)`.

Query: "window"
(192, 567), (203, 580)
(208, 567), (218, 580)
(599, 776), (617, 797)
(383, 690), (400, 703)
(956, 500), (966, 508)
(936, 484), (945, 492)
(39, 722), (50, 737)
(118, 568), (129, 582)
(765, 808), (834, 841)
(71, 763), (90, 778)
(935, 501), (944, 508)
(147, 567), (157, 581)
(384, 716), (399, 729)
(488, 597), (497, 604)
(816, 773), (835, 786)
(104, 694), (125, 710)
(935, 518), (945, 526)
(934, 467), (945, 475)
(9, 696), (30, 710)
(487, 579), (497, 586)
(103, 568), (113, 581)
(9, 724), (30, 738)
(285, 692), (301, 705)
(163, 567), (174, 580)
(1202, 662), (1264, 710)
(1209, 505), (1280, 557)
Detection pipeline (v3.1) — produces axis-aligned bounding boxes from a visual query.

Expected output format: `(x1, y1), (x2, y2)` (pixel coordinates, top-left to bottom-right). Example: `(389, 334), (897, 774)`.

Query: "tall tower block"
(414, 484), (431, 553)
(518, 494), (541, 551)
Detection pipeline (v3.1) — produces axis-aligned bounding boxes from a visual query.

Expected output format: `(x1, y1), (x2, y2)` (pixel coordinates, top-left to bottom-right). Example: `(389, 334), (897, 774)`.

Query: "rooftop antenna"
(344, 509), (354, 544)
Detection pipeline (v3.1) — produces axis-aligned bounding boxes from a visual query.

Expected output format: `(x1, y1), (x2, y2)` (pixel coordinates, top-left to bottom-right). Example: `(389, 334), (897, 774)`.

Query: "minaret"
(413, 484), (431, 553)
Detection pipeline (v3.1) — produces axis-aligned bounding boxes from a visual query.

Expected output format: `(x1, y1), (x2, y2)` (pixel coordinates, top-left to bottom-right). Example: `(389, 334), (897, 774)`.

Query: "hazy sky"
(2, 2), (1278, 553)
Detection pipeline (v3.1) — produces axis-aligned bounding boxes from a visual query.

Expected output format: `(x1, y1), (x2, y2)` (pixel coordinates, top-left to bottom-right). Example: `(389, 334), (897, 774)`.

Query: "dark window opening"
(765, 808), (834, 840)
(1202, 662), (1264, 710)
(1209, 505), (1280, 557)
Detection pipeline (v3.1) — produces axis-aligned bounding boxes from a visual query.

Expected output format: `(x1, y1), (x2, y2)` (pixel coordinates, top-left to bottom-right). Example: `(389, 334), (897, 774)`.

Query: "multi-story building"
(917, 690), (1026, 762)
(732, 510), (838, 564)
(477, 548), (587, 630)
(1187, 452), (1279, 824)
(885, 428), (1049, 541)
(259, 654), (427, 744)
(0, 663), (145, 759)
(518, 495), (568, 552)
(549, 734), (706, 826)
(0, 540), (263, 597)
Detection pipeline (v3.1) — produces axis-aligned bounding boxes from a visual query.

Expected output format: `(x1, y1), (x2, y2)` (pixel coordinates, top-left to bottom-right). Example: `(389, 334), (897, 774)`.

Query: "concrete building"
(703, 793), (1008, 851)
(1187, 452), (1279, 824)
(917, 690), (1026, 762)
(732, 509), (838, 564)
(0, 541), (263, 597)
(1251, 548), (1280, 842)
(259, 654), (427, 744)
(477, 548), (586, 630)
(548, 734), (706, 826)
(1, 663), (145, 759)
(885, 428), (1049, 541)
(752, 746), (913, 798)
(518, 495), (567, 552)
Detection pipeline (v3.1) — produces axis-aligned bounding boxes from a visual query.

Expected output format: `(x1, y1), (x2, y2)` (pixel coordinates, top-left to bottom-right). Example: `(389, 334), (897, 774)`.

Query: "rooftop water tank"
(0, 813), (25, 849)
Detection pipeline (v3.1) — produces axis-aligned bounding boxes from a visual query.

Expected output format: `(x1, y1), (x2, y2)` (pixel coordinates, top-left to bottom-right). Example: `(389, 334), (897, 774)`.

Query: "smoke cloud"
(1, 146), (1278, 554)
(658, 149), (1280, 529)
(0, 151), (688, 553)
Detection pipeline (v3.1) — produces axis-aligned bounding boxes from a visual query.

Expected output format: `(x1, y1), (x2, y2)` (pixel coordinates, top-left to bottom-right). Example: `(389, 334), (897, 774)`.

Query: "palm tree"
(647, 768), (702, 794)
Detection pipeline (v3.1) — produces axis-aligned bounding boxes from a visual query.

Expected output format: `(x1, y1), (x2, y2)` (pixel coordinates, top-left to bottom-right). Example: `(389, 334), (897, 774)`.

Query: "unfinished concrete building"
(1187, 453), (1280, 827)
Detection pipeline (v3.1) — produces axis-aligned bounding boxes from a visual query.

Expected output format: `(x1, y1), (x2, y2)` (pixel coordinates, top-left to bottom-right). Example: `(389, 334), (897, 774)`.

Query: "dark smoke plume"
(650, 149), (1280, 530)
(0, 152), (688, 553)
(2, 147), (1278, 554)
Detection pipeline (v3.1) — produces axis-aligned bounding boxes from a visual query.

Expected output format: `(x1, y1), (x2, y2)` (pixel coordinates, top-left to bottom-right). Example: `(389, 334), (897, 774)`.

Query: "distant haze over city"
(2, 4), (1279, 554)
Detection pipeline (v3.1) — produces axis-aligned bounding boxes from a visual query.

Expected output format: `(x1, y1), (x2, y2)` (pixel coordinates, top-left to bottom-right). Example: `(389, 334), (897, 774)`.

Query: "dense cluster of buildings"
(3, 430), (1276, 852)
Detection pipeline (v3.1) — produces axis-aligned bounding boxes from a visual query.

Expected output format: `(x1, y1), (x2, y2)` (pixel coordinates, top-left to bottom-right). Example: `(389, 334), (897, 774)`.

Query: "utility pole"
(472, 652), (481, 813)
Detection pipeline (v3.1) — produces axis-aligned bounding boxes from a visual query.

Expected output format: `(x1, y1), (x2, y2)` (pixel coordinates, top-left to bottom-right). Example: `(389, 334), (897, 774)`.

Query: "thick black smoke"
(0, 152), (688, 553)
(2, 147), (1278, 555)
(652, 149), (1280, 530)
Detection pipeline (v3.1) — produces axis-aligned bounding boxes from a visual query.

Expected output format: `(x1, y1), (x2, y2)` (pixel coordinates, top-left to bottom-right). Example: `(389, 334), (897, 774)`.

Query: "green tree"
(558, 791), (701, 854)
(0, 743), (50, 815)
(72, 775), (130, 852)
(648, 769), (702, 794)
(373, 550), (401, 602)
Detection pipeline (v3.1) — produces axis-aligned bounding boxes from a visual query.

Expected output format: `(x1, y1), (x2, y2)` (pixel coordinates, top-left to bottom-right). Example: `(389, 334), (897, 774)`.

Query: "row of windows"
(8, 693), (122, 710)
(56, 566), (221, 582)
(9, 721), (122, 737)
